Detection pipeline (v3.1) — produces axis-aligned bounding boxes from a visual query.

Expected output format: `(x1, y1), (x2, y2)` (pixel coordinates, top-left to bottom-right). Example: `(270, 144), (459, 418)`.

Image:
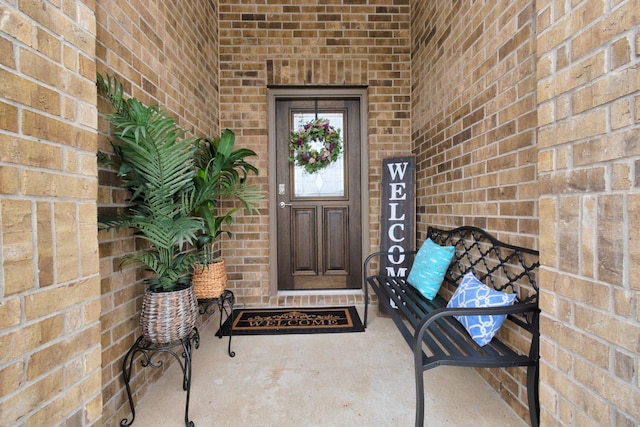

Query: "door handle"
(279, 201), (292, 209)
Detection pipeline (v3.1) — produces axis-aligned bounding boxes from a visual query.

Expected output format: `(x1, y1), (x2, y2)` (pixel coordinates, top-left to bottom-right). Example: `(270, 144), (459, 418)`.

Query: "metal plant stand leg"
(198, 289), (235, 357)
(120, 328), (200, 427)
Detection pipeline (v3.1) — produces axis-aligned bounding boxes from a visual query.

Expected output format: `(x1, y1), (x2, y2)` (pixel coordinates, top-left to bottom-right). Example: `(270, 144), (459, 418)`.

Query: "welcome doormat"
(217, 306), (365, 336)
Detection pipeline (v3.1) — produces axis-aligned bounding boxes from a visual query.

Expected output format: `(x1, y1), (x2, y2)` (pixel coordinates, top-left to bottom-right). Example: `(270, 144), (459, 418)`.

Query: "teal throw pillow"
(407, 238), (455, 300)
(447, 272), (517, 346)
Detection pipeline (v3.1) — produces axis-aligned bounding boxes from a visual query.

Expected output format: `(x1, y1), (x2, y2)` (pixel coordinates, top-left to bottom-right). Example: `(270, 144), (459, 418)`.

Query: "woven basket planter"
(140, 283), (198, 345)
(192, 259), (228, 299)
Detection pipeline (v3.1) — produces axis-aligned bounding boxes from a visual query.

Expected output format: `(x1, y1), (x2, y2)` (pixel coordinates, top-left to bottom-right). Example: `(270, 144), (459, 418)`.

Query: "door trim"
(267, 87), (369, 297)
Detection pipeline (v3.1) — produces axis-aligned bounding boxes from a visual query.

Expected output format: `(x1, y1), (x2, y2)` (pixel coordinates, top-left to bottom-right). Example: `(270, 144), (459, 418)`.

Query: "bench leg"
(415, 354), (425, 427)
(364, 294), (368, 328)
(527, 362), (540, 427)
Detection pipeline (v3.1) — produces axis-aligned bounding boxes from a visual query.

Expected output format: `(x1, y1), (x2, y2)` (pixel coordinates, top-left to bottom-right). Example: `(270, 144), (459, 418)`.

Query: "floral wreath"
(289, 118), (342, 174)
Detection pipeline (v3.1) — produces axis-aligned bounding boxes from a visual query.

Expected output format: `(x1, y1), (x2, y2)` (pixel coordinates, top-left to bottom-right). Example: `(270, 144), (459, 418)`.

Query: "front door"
(275, 98), (362, 290)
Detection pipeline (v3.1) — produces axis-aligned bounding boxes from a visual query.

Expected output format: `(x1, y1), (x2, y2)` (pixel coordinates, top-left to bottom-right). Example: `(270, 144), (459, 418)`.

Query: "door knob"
(279, 201), (292, 209)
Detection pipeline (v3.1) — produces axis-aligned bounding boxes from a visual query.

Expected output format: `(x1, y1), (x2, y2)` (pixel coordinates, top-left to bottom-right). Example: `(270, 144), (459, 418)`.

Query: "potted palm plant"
(97, 73), (202, 344)
(190, 129), (261, 299)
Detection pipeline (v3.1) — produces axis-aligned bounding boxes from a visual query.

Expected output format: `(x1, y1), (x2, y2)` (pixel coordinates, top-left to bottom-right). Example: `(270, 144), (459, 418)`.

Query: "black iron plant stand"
(120, 328), (200, 427)
(119, 290), (235, 426)
(198, 289), (235, 357)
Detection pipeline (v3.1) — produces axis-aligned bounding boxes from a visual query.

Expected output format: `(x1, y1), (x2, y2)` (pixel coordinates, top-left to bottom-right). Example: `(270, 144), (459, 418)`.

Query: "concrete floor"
(130, 307), (526, 426)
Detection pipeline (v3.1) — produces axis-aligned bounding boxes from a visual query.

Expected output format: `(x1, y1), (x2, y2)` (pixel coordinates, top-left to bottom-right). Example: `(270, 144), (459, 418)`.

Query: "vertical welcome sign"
(379, 156), (415, 309)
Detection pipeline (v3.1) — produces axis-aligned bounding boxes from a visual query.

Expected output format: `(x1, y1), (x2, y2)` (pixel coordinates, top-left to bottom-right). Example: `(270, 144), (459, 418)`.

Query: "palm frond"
(97, 72), (202, 291)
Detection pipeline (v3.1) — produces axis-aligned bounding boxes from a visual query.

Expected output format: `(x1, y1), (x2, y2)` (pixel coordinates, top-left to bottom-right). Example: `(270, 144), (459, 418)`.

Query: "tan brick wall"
(95, 0), (220, 424)
(536, 0), (640, 425)
(411, 0), (539, 246)
(0, 1), (102, 425)
(411, 0), (539, 423)
(218, 0), (412, 306)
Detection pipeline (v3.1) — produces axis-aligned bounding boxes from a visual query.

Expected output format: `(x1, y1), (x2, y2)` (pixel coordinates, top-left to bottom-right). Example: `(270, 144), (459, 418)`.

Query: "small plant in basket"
(191, 129), (261, 299)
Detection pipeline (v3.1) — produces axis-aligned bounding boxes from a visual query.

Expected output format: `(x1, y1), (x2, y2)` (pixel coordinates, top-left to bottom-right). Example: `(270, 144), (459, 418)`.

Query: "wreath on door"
(289, 118), (342, 174)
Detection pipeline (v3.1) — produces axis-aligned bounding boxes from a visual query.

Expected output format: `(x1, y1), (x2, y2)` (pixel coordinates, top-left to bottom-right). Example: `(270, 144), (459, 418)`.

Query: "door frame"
(267, 87), (369, 297)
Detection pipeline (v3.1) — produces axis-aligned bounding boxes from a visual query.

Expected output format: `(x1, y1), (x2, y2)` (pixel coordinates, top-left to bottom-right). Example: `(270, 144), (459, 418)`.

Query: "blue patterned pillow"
(447, 272), (516, 346)
(407, 238), (455, 300)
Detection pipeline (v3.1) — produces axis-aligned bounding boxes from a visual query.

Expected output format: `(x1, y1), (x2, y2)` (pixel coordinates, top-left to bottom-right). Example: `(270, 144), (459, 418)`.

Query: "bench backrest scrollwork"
(427, 226), (540, 328)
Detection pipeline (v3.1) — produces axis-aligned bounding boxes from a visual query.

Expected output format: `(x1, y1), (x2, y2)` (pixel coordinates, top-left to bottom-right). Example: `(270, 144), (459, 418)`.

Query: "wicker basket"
(192, 259), (228, 299)
(140, 283), (198, 345)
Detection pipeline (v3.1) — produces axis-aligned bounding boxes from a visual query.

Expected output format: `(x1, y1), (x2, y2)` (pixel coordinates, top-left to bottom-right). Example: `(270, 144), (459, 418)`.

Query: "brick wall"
(412, 0), (640, 424)
(410, 0), (539, 422)
(536, 0), (640, 425)
(218, 0), (412, 306)
(0, 1), (102, 425)
(95, 0), (220, 424)
(411, 0), (538, 247)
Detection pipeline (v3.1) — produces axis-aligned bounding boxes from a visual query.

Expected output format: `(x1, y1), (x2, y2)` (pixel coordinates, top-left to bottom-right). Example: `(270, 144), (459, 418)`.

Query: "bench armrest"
(363, 249), (417, 276)
(363, 250), (417, 328)
(413, 302), (539, 352)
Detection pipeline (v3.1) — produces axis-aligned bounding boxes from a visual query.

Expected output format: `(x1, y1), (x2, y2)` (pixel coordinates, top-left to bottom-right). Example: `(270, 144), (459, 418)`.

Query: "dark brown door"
(276, 98), (362, 290)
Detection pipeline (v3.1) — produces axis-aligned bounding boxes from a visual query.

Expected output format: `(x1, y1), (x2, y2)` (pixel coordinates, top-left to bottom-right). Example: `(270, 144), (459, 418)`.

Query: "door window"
(292, 112), (345, 198)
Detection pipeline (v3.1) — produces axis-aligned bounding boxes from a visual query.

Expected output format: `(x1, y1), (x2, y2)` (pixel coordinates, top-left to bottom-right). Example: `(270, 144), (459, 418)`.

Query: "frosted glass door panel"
(293, 112), (345, 198)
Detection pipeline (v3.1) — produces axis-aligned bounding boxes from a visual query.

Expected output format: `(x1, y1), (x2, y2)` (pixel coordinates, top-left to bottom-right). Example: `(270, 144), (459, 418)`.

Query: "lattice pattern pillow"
(407, 238), (455, 300)
(447, 272), (516, 346)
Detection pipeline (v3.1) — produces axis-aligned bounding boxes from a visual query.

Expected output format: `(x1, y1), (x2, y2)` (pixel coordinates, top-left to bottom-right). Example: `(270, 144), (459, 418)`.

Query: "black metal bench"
(364, 226), (540, 427)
